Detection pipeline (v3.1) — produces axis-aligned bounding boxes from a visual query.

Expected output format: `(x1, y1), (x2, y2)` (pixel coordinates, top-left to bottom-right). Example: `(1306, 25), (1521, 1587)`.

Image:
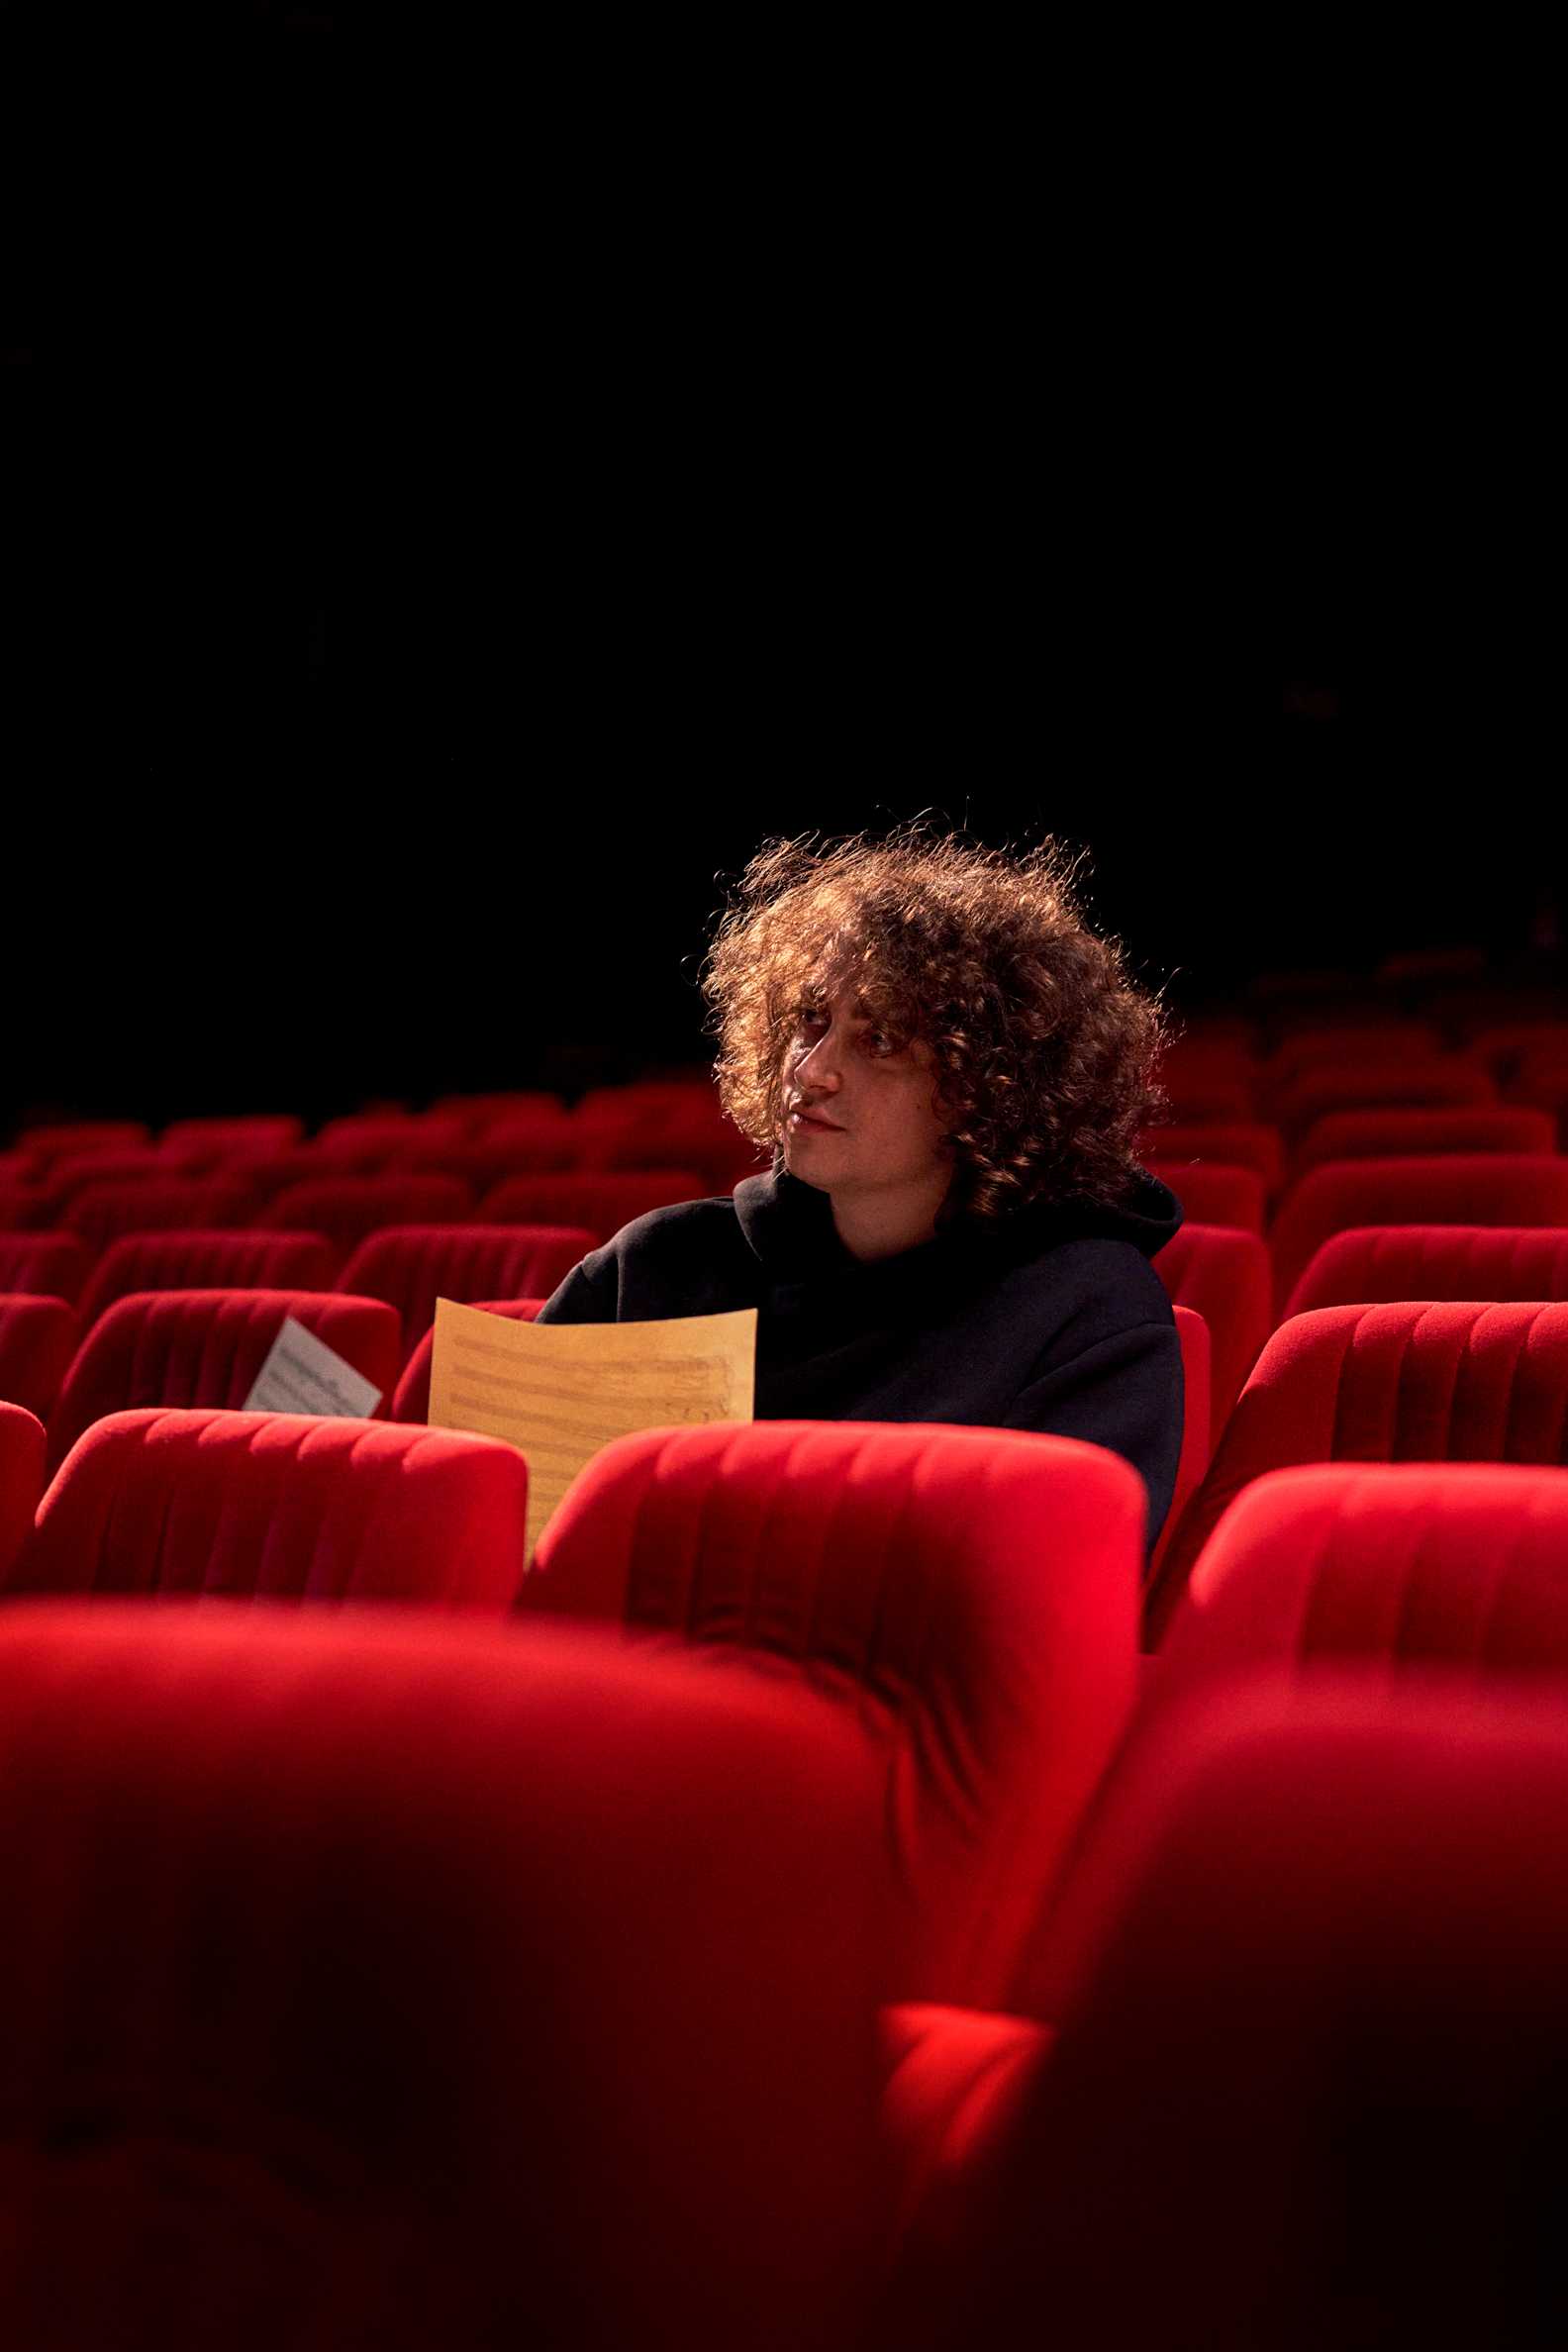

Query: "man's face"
(778, 973), (952, 1201)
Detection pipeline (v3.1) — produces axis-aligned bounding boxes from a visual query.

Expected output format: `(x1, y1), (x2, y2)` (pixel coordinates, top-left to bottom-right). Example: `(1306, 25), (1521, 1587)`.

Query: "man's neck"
(828, 1179), (948, 1264)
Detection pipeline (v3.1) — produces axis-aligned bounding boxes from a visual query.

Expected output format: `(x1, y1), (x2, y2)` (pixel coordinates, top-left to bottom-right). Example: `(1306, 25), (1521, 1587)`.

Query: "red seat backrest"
(478, 1170), (706, 1244)
(1287, 1222), (1568, 1318)
(1144, 1158), (1265, 1232)
(79, 1229), (336, 1327)
(257, 1178), (473, 1268)
(1145, 1301), (1568, 1639)
(0, 1401), (44, 1583)
(18, 1406), (529, 1609)
(0, 1606), (882, 2349)
(1157, 1461), (1568, 1695)
(0, 1232), (91, 1306)
(46, 1289), (403, 1471)
(1154, 1224), (1273, 1427)
(63, 1179), (255, 1255)
(945, 1680), (1568, 2348)
(337, 1226), (592, 1367)
(1269, 1154), (1568, 1314)
(1292, 1105), (1556, 1179)
(524, 1421), (1143, 2009)
(0, 1296), (80, 1421)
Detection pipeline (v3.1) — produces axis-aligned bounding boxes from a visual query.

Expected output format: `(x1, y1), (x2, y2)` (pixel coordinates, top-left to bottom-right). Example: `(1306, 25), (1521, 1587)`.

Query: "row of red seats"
(0, 1419), (1563, 2340)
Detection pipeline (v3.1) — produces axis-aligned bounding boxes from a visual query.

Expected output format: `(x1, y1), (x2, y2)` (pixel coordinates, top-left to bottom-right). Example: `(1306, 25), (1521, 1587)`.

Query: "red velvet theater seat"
(1291, 1104), (1556, 1180)
(1270, 1055), (1498, 1137)
(1140, 1121), (1285, 1198)
(523, 1421), (1143, 2010)
(78, 1229), (336, 1328)
(1156, 1461), (1568, 1696)
(337, 1225), (593, 1367)
(14, 1407), (529, 1608)
(391, 1298), (544, 1422)
(914, 1681), (1568, 2352)
(0, 1233), (89, 1306)
(0, 1296), (79, 1421)
(15, 1120), (150, 1169)
(0, 1607), (881, 2350)
(1268, 1153), (1568, 1316)
(257, 1177), (473, 1269)
(1146, 1301), (1568, 1640)
(46, 1289), (403, 1471)
(0, 1402), (44, 1583)
(63, 1178), (256, 1255)
(1286, 1221), (1568, 1318)
(1154, 1223), (1273, 1429)
(1143, 1158), (1265, 1232)
(156, 1114), (305, 1162)
(478, 1169), (707, 1243)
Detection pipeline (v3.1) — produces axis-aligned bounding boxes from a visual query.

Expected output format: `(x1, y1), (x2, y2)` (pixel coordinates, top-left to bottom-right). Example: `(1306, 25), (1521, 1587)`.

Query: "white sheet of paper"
(243, 1315), (383, 1419)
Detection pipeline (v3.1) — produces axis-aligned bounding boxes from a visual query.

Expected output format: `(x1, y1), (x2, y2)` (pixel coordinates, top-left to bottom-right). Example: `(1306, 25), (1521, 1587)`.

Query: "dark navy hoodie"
(535, 1164), (1186, 1552)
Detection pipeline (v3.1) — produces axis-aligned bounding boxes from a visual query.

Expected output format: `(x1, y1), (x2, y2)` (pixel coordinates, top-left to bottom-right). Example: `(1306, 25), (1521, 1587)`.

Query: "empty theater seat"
(0, 1607), (881, 2350)
(1154, 1224), (1273, 1428)
(1156, 1461), (1568, 1695)
(1269, 1154), (1568, 1315)
(63, 1178), (256, 1255)
(1269, 1057), (1498, 1137)
(1291, 1104), (1557, 1179)
(391, 1298), (544, 1422)
(1287, 1222), (1568, 1316)
(14, 1407), (530, 1608)
(523, 1421), (1144, 2009)
(0, 1402), (44, 1582)
(1143, 1158), (1266, 1232)
(15, 1121), (150, 1169)
(78, 1229), (337, 1327)
(258, 1176), (473, 1268)
(916, 1681), (1568, 2351)
(0, 1232), (90, 1306)
(46, 1289), (403, 1470)
(479, 1170), (708, 1243)
(337, 1225), (594, 1366)
(0, 1297), (79, 1421)
(1146, 1301), (1568, 1638)
(1140, 1122), (1285, 1198)
(155, 1114), (305, 1162)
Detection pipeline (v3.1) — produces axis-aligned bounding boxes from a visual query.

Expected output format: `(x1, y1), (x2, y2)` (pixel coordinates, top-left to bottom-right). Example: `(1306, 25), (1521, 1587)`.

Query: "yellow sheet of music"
(427, 1297), (757, 1560)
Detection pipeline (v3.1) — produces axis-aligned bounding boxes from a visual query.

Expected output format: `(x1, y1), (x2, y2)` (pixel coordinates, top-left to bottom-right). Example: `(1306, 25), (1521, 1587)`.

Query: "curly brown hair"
(701, 826), (1169, 1224)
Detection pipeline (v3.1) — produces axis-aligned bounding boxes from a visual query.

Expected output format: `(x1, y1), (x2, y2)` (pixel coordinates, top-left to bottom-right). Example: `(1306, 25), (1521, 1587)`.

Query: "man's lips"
(788, 1106), (843, 1132)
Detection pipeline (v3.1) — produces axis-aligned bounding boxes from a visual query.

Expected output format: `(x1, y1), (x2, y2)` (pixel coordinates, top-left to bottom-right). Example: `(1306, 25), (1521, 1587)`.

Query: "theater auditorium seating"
(15, 1120), (150, 1167)
(1268, 1154), (1568, 1315)
(1143, 1159), (1265, 1232)
(0, 1296), (80, 1421)
(1155, 1462), (1568, 1695)
(523, 1421), (1144, 2009)
(0, 1402), (44, 1582)
(1141, 1122), (1285, 1198)
(0, 1608), (881, 2350)
(0, 1232), (89, 1305)
(257, 1176), (472, 1269)
(1153, 1224), (1273, 1428)
(46, 1289), (403, 1470)
(12, 1408), (531, 1609)
(888, 1683), (1568, 2351)
(1287, 1222), (1568, 1316)
(64, 1178), (256, 1255)
(1291, 1104), (1556, 1179)
(478, 1170), (707, 1242)
(391, 1298), (544, 1422)
(337, 1225), (593, 1367)
(78, 1229), (337, 1327)
(1145, 1301), (1568, 1638)
(1269, 1056), (1498, 1138)
(156, 1113), (305, 1161)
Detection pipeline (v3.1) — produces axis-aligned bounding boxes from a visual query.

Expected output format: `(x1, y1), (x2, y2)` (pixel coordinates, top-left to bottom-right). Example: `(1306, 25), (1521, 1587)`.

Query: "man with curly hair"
(537, 830), (1185, 1552)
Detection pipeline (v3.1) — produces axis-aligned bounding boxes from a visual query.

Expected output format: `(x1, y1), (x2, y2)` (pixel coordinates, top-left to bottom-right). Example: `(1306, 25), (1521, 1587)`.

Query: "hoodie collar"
(733, 1164), (1183, 1281)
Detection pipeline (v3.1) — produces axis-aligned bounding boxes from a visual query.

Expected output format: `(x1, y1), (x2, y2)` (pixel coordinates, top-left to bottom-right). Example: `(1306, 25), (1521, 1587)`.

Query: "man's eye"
(865, 1031), (897, 1056)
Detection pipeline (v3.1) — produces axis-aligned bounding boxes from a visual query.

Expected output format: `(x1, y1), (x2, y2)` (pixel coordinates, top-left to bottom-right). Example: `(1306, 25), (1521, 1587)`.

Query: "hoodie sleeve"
(1002, 1321), (1184, 1554)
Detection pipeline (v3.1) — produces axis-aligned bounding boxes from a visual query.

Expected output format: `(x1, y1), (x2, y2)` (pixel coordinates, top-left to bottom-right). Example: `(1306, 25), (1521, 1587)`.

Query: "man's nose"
(796, 1032), (842, 1092)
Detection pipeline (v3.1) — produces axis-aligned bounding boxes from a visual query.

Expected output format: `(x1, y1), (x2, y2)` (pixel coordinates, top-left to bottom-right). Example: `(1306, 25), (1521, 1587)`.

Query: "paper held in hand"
(427, 1297), (757, 1560)
(244, 1315), (384, 1419)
